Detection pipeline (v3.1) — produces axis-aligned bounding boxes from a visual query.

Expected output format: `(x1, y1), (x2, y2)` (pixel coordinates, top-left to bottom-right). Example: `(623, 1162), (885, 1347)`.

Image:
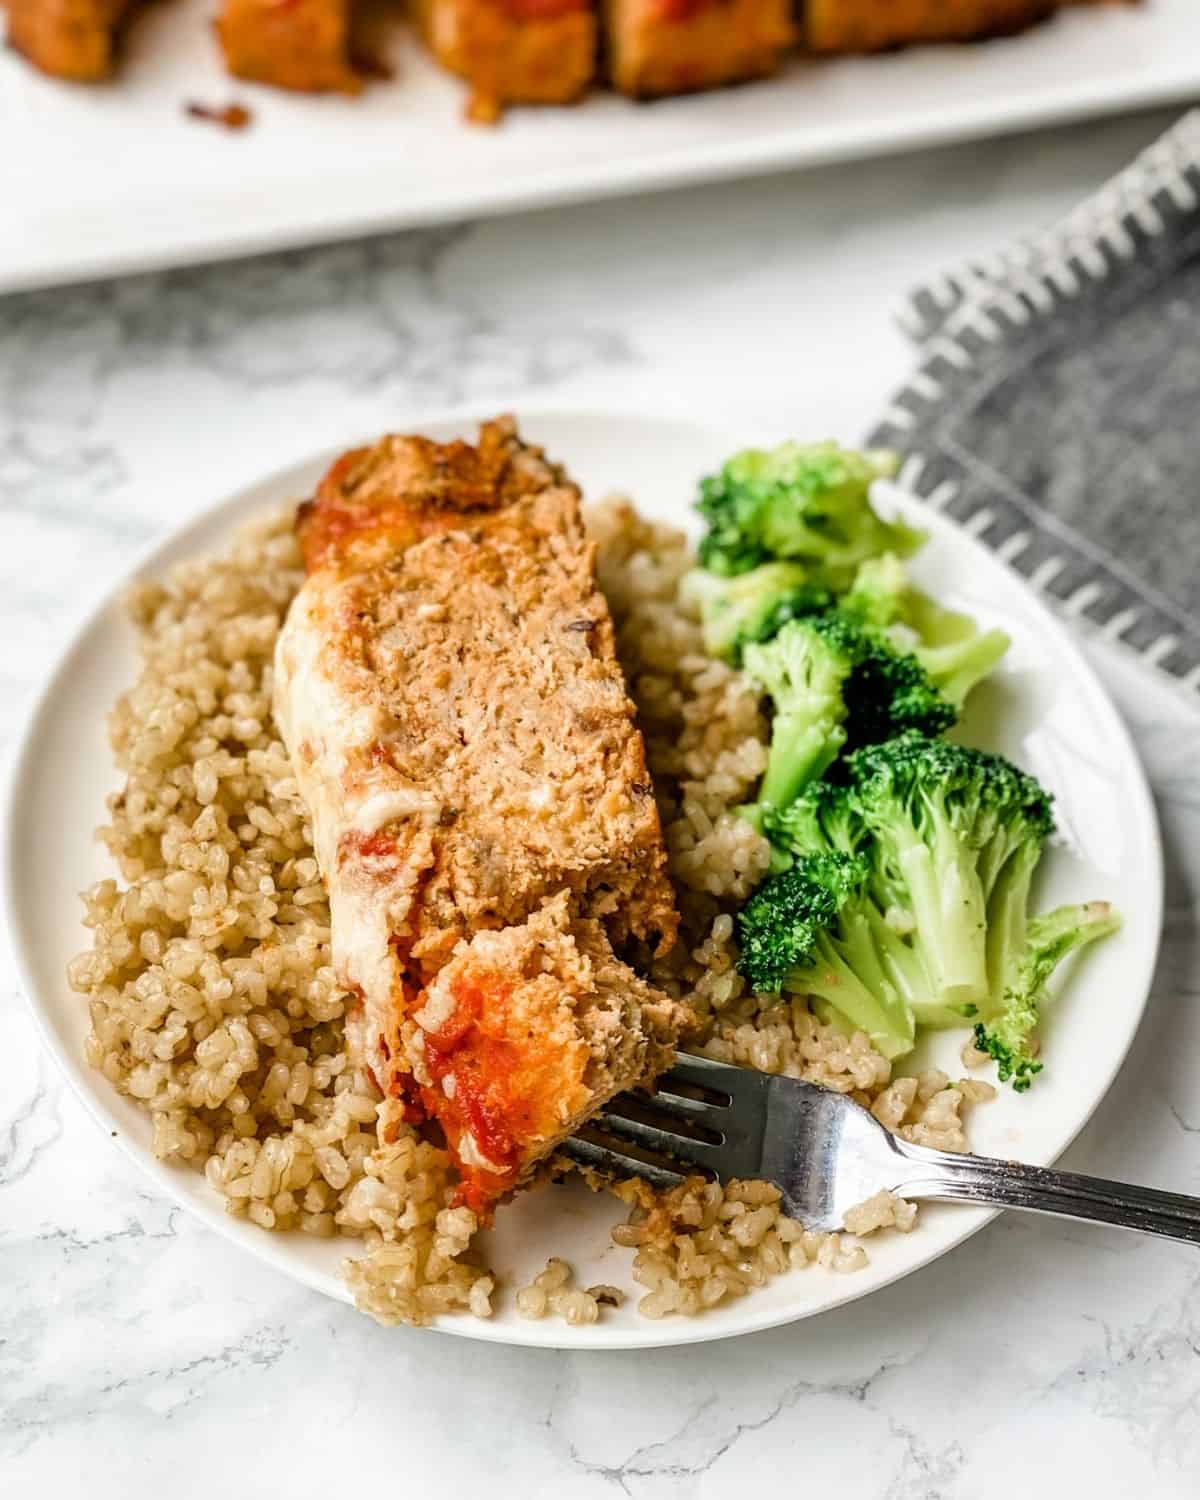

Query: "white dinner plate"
(4, 406), (1162, 1349)
(4, 0), (1199, 294)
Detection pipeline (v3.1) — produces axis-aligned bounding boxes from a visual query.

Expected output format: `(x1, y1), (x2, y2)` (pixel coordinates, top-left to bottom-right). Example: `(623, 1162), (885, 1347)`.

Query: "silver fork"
(566, 1053), (1200, 1244)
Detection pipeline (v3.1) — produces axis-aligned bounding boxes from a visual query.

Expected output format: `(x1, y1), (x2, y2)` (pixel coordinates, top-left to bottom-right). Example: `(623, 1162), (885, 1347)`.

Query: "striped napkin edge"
(872, 110), (1200, 699)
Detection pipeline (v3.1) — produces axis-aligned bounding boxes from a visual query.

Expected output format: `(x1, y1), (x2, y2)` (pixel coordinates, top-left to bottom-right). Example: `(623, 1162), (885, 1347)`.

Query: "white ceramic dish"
(4, 406), (1162, 1349)
(4, 0), (1199, 295)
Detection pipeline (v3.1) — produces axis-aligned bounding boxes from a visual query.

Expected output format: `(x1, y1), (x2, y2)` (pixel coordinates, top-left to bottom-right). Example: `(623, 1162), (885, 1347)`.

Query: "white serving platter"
(3, 405), (1162, 1348)
(3, 0), (1199, 293)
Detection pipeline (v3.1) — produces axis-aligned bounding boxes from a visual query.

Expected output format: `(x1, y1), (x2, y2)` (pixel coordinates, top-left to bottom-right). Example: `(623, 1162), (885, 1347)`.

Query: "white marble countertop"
(5, 104), (1200, 1497)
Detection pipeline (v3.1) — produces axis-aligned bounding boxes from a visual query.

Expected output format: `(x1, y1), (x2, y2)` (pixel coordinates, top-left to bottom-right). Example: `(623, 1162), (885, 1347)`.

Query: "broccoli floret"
(918, 631), (1013, 711)
(741, 614), (956, 821)
(696, 442), (922, 581)
(761, 776), (964, 1032)
(973, 901), (1121, 1090)
(842, 553), (912, 629)
(845, 555), (1010, 708)
(736, 853), (919, 1059)
(741, 619), (852, 813)
(841, 631), (957, 748)
(844, 733), (1056, 1014)
(682, 562), (834, 663)
(741, 733), (1119, 1073)
(761, 776), (866, 862)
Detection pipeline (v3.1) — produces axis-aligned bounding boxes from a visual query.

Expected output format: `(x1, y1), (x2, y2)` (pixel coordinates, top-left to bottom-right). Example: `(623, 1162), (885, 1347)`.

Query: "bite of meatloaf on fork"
(273, 415), (686, 1211)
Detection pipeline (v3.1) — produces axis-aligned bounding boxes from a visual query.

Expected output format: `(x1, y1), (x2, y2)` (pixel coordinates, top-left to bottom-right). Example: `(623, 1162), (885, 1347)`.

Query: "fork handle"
(891, 1144), (1200, 1245)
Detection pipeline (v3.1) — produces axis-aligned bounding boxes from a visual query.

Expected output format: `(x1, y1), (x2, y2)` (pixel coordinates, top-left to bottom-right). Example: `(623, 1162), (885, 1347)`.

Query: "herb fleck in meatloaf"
(273, 416), (686, 1209)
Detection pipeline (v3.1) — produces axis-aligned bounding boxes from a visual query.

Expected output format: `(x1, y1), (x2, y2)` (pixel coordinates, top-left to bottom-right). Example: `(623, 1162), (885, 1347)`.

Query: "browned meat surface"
(6, 0), (133, 79)
(604, 0), (794, 99)
(805, 0), (1057, 52)
(410, 0), (596, 121)
(216, 0), (362, 93)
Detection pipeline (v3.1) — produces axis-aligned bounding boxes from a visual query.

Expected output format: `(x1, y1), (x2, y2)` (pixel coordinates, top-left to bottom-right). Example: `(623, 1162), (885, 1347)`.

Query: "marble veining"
(3, 104), (1199, 1499)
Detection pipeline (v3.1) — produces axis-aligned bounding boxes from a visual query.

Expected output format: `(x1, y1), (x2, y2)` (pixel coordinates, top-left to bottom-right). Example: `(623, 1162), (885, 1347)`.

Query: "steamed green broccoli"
(846, 733), (1056, 1014)
(845, 554), (1011, 708)
(840, 628), (957, 750)
(682, 561), (834, 663)
(740, 613), (956, 820)
(735, 853), (919, 1059)
(973, 901), (1121, 1090)
(761, 773), (974, 1032)
(740, 618), (853, 814)
(760, 774), (866, 864)
(696, 442), (922, 581)
(739, 738), (1120, 1078)
(841, 553), (912, 629)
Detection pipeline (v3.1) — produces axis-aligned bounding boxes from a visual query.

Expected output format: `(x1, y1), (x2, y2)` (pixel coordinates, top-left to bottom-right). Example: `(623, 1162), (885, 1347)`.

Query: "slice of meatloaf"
(274, 416), (684, 1210)
(280, 415), (678, 974)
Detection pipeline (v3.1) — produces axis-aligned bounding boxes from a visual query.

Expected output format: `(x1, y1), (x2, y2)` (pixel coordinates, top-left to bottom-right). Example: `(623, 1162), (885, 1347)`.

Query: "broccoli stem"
(887, 815), (989, 1008)
(872, 918), (965, 1028)
(917, 629), (1011, 709)
(759, 716), (847, 810)
(974, 901), (1121, 1090)
(793, 918), (916, 1059)
(980, 840), (1043, 1016)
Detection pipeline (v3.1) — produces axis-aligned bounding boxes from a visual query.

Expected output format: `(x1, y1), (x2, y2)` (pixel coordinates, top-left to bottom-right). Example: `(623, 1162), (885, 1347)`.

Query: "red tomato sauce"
(417, 970), (547, 1212)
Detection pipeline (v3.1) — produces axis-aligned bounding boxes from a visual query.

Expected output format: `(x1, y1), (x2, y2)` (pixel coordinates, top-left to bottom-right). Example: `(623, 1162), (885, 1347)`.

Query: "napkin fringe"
(896, 110), (1200, 343)
(875, 111), (1200, 694)
(892, 451), (1200, 693)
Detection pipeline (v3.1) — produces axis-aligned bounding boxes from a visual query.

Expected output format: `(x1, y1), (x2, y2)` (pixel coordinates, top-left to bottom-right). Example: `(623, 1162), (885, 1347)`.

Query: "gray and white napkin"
(871, 110), (1200, 693)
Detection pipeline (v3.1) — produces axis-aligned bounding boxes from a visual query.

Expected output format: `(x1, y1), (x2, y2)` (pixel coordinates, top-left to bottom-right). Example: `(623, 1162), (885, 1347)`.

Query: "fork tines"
(563, 1053), (740, 1185)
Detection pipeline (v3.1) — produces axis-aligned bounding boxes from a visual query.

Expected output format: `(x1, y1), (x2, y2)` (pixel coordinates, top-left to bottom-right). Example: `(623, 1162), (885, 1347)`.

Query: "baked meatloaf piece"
(604, 0), (794, 99)
(216, 0), (361, 92)
(411, 0), (596, 121)
(274, 416), (685, 1210)
(6, 0), (134, 79)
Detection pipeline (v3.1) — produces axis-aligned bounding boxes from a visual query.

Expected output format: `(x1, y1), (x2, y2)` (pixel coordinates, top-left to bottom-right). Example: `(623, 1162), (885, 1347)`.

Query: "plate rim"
(2, 400), (1164, 1350)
